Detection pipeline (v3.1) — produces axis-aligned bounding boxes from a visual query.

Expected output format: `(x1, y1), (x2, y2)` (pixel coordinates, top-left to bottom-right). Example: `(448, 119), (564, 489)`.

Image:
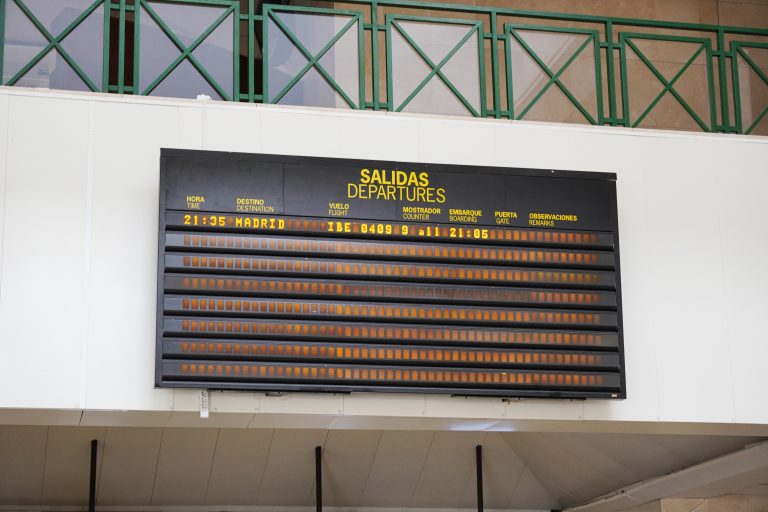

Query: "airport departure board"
(157, 149), (625, 399)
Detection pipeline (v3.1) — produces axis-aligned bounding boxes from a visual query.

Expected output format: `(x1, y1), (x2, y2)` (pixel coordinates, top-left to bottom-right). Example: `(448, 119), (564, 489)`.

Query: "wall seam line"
(0, 94), (10, 306)
(149, 428), (166, 505)
(202, 428), (222, 503)
(79, 99), (96, 409)
(254, 429), (276, 505)
(407, 431), (436, 507)
(38, 426), (50, 504)
(356, 430), (384, 504)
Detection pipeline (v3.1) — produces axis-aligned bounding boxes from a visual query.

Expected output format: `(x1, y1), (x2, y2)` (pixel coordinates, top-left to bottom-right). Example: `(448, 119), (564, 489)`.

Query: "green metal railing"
(134, 0), (239, 99)
(1, 0), (108, 91)
(1, 0), (767, 134)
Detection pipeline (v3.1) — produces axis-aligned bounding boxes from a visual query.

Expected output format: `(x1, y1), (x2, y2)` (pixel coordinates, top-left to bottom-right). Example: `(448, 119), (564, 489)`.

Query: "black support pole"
(89, 439), (97, 512)
(315, 445), (322, 512)
(476, 445), (484, 512)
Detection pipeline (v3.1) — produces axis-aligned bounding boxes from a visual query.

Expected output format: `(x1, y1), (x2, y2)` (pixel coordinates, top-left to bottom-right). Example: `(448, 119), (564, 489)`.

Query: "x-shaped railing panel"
(620, 33), (716, 131)
(263, 5), (363, 109)
(732, 42), (768, 135)
(3, 0), (105, 90)
(505, 25), (601, 125)
(135, 0), (236, 100)
(387, 15), (484, 117)
(1, 0), (766, 134)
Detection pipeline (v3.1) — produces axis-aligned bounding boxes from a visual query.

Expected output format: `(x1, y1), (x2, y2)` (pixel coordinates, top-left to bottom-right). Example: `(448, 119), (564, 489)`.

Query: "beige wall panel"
(258, 108), (343, 158)
(337, 114), (421, 162)
(41, 427), (106, 505)
(205, 428), (274, 505)
(247, 413), (337, 429)
(256, 429), (328, 506)
(0, 95), (90, 409)
(259, 393), (342, 416)
(342, 392), (426, 417)
(166, 412), (255, 428)
(416, 117), (498, 166)
(0, 426), (47, 505)
(0, 94), (7, 297)
(151, 428), (219, 505)
(424, 396), (504, 420)
(464, 0), (705, 23)
(654, 0), (719, 25)
(626, 501), (664, 512)
(321, 430), (382, 506)
(97, 427), (163, 506)
(715, 158), (768, 424)
(718, 1), (768, 29)
(635, 138), (731, 423)
(87, 100), (182, 412)
(80, 410), (172, 428)
(674, 467), (768, 499)
(202, 103), (263, 153)
(360, 430), (435, 506)
(0, 409), (82, 426)
(176, 105), (204, 150)
(409, 431), (486, 508)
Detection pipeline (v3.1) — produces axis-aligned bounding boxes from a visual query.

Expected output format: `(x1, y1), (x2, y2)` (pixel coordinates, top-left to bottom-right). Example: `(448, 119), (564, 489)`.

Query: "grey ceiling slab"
(41, 427), (106, 505)
(256, 429), (328, 506)
(504, 432), (763, 509)
(410, 431), (486, 508)
(360, 430), (435, 507)
(459, 432), (530, 509)
(0, 425), (764, 510)
(97, 427), (163, 506)
(205, 428), (274, 505)
(512, 467), (562, 510)
(504, 432), (592, 505)
(322, 429), (382, 506)
(0, 426), (48, 505)
(151, 428), (219, 505)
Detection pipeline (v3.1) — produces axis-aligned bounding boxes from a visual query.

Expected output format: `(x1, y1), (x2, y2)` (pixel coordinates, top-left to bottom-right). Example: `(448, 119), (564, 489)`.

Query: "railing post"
(315, 445), (323, 512)
(490, 11), (500, 118)
(249, 0), (255, 102)
(89, 439), (98, 512)
(716, 28), (731, 132)
(0, 0), (5, 83)
(476, 445), (484, 512)
(117, 0), (126, 94)
(372, 0), (380, 110)
(604, 20), (620, 126)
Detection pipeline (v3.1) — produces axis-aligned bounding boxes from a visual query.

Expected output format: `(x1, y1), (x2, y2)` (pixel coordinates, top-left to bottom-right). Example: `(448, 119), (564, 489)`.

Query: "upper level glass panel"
(2, 0), (104, 91)
(265, 8), (362, 108)
(1, 0), (766, 135)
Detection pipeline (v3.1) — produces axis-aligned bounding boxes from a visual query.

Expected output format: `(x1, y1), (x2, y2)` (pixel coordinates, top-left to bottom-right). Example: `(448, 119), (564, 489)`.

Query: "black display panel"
(157, 149), (625, 399)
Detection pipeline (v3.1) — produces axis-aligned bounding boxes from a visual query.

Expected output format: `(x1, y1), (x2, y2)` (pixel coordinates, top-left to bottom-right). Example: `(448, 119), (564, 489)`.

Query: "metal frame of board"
(156, 149), (625, 399)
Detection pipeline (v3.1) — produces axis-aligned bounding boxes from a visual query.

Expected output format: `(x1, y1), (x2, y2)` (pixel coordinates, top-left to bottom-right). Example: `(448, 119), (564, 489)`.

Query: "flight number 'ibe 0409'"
(327, 221), (490, 240)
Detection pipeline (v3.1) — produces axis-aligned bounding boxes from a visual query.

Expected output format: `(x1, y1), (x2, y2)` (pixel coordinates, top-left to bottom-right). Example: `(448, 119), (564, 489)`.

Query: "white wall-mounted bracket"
(200, 389), (209, 419)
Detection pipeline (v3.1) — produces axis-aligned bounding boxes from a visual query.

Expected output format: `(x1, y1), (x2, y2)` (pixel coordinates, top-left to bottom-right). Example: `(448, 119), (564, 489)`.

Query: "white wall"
(0, 87), (767, 433)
